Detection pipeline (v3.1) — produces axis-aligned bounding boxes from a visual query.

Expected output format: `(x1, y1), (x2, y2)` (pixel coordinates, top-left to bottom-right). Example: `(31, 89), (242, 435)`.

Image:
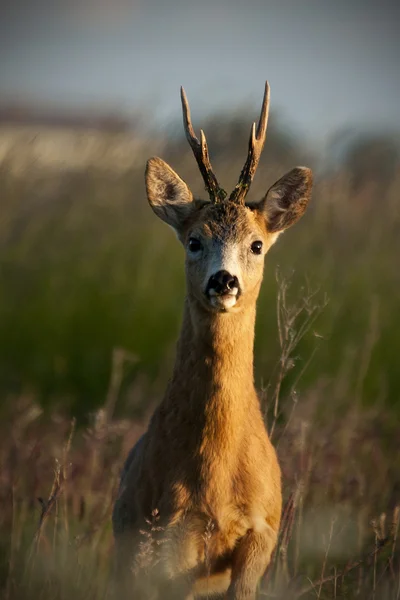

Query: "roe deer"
(112, 82), (313, 599)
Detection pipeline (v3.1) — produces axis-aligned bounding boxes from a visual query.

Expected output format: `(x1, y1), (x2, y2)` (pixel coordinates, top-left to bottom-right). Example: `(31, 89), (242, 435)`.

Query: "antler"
(229, 81), (270, 204)
(180, 87), (227, 203)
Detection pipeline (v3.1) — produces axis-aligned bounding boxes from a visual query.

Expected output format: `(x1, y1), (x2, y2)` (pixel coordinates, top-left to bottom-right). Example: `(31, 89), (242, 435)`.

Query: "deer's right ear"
(145, 157), (194, 232)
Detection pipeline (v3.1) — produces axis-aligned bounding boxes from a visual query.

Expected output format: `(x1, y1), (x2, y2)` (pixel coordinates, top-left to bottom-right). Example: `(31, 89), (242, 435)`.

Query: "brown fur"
(113, 125), (312, 600)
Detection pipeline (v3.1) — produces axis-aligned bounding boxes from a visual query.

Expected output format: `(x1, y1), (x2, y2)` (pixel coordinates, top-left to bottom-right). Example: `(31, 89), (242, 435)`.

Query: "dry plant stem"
(293, 425), (313, 578)
(104, 347), (138, 422)
(390, 506), (400, 578)
(357, 564), (363, 596)
(333, 566), (337, 598)
(397, 569), (400, 600)
(62, 418), (76, 541)
(317, 518), (335, 599)
(268, 271), (328, 439)
(24, 460), (65, 587)
(134, 508), (165, 575)
(293, 484), (304, 578)
(34, 461), (64, 554)
(371, 516), (386, 600)
(288, 345), (318, 399)
(74, 487), (112, 550)
(275, 391), (299, 451)
(53, 487), (59, 552)
(290, 536), (391, 599)
(354, 296), (380, 405)
(75, 469), (118, 553)
(89, 347), (137, 491)
(373, 531), (378, 600)
(5, 484), (17, 600)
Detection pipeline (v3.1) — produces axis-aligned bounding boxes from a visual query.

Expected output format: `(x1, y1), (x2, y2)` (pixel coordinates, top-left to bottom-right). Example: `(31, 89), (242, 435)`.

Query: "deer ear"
(256, 167), (313, 233)
(145, 157), (194, 231)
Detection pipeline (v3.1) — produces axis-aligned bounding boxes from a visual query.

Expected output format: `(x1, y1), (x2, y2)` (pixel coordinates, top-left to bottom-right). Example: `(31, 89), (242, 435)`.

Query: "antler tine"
(229, 81), (270, 204)
(180, 87), (226, 203)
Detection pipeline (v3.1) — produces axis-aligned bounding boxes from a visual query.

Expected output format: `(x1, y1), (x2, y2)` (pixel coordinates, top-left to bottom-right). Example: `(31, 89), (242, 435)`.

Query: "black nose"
(207, 270), (239, 295)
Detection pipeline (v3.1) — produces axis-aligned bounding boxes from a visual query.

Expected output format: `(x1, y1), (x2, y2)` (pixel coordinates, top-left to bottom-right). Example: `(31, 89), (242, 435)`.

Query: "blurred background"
(1, 1), (400, 598)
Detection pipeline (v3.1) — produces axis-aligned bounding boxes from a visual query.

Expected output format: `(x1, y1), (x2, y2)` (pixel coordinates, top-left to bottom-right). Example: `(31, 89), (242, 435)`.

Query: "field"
(0, 119), (399, 598)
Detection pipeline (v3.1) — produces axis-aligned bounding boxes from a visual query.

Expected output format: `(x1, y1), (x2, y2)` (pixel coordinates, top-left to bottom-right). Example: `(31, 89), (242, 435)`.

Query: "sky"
(0, 0), (399, 141)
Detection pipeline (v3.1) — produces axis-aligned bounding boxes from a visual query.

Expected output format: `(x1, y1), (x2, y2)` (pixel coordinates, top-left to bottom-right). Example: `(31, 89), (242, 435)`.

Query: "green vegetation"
(0, 122), (399, 597)
(0, 131), (399, 418)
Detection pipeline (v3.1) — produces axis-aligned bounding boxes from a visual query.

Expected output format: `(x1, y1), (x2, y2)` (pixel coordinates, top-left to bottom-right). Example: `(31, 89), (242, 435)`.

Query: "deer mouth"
(207, 288), (240, 311)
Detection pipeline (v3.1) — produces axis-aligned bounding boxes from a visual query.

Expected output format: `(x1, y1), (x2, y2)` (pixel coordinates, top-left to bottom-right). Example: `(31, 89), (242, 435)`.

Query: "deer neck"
(153, 296), (261, 502)
(168, 297), (258, 420)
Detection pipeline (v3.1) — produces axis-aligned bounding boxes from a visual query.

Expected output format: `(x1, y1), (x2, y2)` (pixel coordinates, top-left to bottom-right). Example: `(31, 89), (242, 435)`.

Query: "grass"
(1, 151), (400, 418)
(1, 273), (399, 599)
(0, 123), (399, 597)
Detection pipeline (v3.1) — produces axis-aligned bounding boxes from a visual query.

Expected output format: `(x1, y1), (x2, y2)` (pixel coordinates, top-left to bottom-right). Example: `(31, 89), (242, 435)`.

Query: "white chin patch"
(209, 290), (238, 311)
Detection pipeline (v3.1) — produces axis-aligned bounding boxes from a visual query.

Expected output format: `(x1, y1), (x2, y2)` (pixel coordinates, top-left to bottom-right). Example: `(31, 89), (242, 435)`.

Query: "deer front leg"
(227, 527), (277, 600)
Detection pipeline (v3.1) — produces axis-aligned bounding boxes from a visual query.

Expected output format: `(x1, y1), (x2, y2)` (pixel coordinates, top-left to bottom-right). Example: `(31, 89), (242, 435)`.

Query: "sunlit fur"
(112, 157), (312, 599)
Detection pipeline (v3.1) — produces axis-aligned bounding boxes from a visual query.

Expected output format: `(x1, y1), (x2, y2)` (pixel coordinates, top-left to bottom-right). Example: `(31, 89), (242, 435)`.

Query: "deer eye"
(188, 238), (202, 253)
(251, 240), (263, 255)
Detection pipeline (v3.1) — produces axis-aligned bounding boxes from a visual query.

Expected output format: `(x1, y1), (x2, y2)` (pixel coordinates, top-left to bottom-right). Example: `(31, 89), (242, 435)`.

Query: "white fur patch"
(209, 293), (238, 310)
(204, 242), (242, 291)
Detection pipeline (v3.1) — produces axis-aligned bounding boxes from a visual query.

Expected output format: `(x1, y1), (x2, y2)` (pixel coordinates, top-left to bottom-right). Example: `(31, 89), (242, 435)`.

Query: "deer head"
(145, 82), (313, 313)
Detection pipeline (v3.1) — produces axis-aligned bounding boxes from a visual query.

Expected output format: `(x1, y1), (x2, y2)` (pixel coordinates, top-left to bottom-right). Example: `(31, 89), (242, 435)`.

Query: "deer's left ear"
(253, 167), (313, 233)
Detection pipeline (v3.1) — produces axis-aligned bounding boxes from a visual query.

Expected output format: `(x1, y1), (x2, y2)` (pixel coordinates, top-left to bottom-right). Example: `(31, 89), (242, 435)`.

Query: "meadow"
(0, 117), (399, 598)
